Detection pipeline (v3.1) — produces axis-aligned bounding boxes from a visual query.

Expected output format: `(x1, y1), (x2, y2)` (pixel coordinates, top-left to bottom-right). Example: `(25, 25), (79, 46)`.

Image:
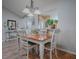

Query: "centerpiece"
(46, 19), (58, 29)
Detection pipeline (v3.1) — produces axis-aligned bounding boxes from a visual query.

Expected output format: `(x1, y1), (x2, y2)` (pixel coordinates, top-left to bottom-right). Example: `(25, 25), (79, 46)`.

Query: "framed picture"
(7, 20), (16, 30)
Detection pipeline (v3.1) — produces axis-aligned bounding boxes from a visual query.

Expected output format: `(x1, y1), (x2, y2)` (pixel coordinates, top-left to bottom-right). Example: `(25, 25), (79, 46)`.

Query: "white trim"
(57, 48), (76, 55)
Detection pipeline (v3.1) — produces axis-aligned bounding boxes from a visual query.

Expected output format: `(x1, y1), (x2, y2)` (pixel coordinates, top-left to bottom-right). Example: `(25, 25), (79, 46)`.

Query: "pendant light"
(22, 0), (41, 16)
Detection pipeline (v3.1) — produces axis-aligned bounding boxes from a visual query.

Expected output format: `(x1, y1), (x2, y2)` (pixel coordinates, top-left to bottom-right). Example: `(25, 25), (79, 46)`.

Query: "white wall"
(2, 7), (36, 41)
(48, 0), (76, 53)
(2, 7), (21, 41)
(58, 0), (76, 53)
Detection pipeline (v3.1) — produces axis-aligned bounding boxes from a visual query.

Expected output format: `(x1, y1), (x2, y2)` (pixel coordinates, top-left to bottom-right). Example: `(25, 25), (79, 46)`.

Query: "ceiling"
(2, 0), (59, 17)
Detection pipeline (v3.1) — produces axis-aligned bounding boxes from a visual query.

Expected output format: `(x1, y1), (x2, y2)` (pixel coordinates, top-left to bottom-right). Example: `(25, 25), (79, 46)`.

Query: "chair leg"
(54, 49), (58, 59)
(33, 46), (39, 55)
(36, 46), (39, 55)
(50, 50), (52, 59)
(27, 48), (29, 59)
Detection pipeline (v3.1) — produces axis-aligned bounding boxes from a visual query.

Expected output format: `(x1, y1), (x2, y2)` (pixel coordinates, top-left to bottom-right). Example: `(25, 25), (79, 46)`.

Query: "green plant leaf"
(46, 19), (53, 25)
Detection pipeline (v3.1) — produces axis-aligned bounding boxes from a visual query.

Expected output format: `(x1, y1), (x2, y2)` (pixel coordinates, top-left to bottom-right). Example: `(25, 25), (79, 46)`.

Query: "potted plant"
(46, 19), (58, 29)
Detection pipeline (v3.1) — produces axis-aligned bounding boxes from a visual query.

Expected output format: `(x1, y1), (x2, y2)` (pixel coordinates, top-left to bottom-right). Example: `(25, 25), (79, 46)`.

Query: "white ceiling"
(2, 0), (59, 17)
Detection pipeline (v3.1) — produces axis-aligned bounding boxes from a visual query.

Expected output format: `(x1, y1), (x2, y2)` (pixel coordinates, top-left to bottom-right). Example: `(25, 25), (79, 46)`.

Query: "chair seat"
(28, 41), (36, 45)
(21, 40), (38, 49)
(22, 39), (36, 45)
(44, 42), (51, 50)
(23, 44), (37, 49)
(44, 42), (56, 50)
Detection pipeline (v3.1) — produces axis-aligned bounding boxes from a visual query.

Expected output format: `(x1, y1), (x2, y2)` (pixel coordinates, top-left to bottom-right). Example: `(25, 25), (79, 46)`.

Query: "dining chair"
(44, 29), (58, 59)
(17, 29), (38, 59)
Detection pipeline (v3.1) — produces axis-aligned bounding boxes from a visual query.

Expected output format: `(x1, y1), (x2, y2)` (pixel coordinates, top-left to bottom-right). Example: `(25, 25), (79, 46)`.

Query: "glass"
(38, 20), (46, 30)
(26, 17), (34, 35)
(38, 30), (46, 40)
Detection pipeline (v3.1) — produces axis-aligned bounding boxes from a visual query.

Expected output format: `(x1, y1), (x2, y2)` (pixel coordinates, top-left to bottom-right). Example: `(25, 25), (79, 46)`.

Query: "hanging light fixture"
(22, 7), (30, 14)
(34, 7), (41, 14)
(28, 12), (34, 16)
(22, 0), (41, 16)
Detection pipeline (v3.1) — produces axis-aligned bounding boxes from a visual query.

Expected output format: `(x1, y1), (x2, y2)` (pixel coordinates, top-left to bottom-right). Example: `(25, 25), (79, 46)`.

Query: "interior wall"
(59, 0), (76, 53)
(2, 7), (36, 41)
(49, 0), (76, 53)
(2, 7), (21, 41)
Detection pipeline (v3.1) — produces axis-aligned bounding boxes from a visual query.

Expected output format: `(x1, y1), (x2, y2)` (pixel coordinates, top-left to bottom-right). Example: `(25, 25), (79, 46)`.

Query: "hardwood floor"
(24, 49), (76, 59)
(2, 40), (76, 59)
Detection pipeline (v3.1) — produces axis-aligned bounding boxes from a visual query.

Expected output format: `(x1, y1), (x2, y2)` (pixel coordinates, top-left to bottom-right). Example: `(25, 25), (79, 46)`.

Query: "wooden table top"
(22, 34), (51, 41)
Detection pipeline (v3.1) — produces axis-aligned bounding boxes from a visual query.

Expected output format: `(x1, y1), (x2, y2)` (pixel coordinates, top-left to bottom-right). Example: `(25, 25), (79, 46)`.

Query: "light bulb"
(22, 8), (30, 14)
(34, 9), (41, 15)
(28, 13), (33, 16)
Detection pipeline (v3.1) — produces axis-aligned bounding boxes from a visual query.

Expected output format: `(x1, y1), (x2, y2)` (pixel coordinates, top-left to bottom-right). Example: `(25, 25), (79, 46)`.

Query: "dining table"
(19, 33), (51, 59)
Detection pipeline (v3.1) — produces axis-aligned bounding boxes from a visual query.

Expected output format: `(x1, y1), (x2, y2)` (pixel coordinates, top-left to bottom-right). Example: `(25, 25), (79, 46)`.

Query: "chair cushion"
(22, 40), (36, 45)
(45, 42), (51, 48)
(28, 41), (36, 45)
(45, 42), (56, 50)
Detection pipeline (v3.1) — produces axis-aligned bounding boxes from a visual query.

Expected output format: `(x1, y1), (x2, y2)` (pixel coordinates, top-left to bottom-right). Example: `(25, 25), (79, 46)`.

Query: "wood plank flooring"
(2, 40), (76, 59)
(23, 49), (76, 59)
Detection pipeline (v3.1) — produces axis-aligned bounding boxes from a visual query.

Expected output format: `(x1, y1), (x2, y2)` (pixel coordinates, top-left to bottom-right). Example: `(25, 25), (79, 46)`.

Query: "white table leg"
(50, 50), (52, 59)
(26, 41), (29, 59)
(39, 43), (44, 59)
(27, 48), (29, 59)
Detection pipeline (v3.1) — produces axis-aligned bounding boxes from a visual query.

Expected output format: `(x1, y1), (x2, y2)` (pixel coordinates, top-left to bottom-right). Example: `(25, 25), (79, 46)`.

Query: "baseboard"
(57, 48), (76, 55)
